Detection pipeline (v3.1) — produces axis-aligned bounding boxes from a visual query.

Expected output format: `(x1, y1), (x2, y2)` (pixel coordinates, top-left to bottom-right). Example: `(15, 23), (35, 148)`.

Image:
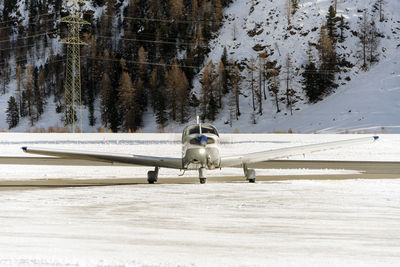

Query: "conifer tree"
(269, 69), (281, 113)
(326, 5), (337, 42)
(247, 57), (256, 112)
(338, 15), (350, 43)
(6, 96), (19, 129)
(169, 0), (185, 20)
(302, 61), (320, 103)
(217, 60), (226, 108)
(100, 72), (112, 127)
(231, 63), (241, 118)
(1, 61), (10, 95)
(16, 65), (24, 117)
(118, 71), (137, 131)
(24, 65), (34, 119)
(358, 11), (370, 70)
(284, 53), (294, 115)
(166, 59), (189, 123)
(317, 26), (337, 95)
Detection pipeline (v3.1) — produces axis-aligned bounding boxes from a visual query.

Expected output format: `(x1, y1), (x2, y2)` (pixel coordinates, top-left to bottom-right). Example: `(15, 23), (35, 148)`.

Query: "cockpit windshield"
(183, 124), (219, 137)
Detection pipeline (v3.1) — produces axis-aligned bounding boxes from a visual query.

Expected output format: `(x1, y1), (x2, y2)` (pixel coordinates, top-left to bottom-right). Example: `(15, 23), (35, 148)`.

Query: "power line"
(96, 35), (206, 47)
(0, 12), (55, 25)
(0, 30), (58, 44)
(95, 13), (220, 24)
(0, 17), (59, 32)
(81, 56), (200, 70)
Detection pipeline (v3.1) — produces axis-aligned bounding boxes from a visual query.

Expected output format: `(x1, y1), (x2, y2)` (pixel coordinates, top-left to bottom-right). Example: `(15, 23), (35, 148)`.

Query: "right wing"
(220, 136), (379, 168)
(22, 147), (183, 169)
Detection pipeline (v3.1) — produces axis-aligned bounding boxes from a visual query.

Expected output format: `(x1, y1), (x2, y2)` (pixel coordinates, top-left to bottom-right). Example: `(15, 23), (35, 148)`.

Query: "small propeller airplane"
(22, 118), (379, 184)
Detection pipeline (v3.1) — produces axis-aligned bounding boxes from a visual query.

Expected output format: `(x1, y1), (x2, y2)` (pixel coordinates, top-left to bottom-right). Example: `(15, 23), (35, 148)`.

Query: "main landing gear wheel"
(199, 167), (206, 184)
(243, 164), (256, 183)
(147, 167), (159, 184)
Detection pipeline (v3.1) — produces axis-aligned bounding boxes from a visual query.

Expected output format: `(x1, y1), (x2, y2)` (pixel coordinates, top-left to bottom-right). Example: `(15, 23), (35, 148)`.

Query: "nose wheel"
(199, 167), (206, 184)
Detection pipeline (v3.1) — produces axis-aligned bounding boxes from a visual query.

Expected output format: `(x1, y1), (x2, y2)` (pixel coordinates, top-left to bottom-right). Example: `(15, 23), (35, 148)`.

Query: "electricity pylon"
(60, 0), (90, 132)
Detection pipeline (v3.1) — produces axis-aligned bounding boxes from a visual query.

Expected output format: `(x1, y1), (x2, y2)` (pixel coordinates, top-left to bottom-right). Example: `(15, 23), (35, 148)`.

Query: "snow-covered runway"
(0, 180), (399, 266)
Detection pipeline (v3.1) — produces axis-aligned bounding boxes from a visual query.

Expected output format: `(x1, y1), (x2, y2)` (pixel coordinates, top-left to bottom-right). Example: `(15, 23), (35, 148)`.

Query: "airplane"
(22, 119), (379, 184)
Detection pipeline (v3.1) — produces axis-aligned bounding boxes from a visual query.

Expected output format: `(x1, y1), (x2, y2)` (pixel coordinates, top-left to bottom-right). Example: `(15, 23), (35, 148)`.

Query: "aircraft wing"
(220, 136), (379, 168)
(22, 147), (183, 169)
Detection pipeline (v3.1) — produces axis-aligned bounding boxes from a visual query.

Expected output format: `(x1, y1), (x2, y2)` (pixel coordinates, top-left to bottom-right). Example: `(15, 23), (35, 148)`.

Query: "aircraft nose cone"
(198, 135), (208, 146)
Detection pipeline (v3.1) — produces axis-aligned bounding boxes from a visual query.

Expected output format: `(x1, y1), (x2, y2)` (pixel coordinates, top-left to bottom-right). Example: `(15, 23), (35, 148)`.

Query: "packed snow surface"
(0, 180), (399, 266)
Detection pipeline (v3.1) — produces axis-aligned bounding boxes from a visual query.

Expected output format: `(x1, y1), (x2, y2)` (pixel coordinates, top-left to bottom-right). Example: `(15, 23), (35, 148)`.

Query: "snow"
(0, 133), (399, 266)
(0, 180), (399, 266)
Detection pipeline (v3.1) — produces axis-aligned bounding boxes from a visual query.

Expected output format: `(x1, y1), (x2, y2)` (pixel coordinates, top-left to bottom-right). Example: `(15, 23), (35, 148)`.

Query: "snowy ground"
(0, 133), (399, 266)
(0, 180), (399, 266)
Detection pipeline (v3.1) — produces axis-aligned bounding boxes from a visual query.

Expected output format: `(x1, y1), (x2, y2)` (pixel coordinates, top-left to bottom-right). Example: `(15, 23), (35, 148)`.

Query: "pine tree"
(284, 53), (294, 115)
(367, 17), (380, 65)
(33, 67), (44, 123)
(317, 26), (337, 95)
(220, 47), (230, 94)
(100, 72), (112, 127)
(358, 11), (369, 70)
(326, 5), (337, 42)
(24, 65), (34, 119)
(118, 71), (137, 131)
(338, 15), (350, 43)
(247, 57), (256, 112)
(16, 65), (25, 117)
(231, 63), (241, 118)
(376, 0), (386, 22)
(6, 96), (19, 129)
(169, 0), (185, 20)
(137, 46), (148, 82)
(285, 0), (292, 25)
(166, 58), (189, 123)
(302, 61), (320, 103)
(217, 60), (226, 108)
(269, 69), (281, 113)
(1, 61), (10, 95)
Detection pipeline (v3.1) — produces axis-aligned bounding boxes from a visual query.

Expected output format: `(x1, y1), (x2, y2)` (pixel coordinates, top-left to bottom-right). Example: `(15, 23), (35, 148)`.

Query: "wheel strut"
(199, 167), (206, 184)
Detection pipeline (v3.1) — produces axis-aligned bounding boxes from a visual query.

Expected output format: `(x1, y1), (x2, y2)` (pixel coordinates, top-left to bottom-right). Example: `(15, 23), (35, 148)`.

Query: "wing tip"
(21, 146), (28, 152)
(373, 136), (379, 141)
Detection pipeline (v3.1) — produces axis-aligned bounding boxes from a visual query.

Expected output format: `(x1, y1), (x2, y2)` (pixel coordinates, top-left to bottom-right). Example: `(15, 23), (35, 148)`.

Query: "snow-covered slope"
(185, 0), (400, 134)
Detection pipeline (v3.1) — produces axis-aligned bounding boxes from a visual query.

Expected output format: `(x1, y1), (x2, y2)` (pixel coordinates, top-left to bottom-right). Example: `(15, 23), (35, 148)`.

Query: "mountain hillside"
(155, 0), (400, 133)
(0, 0), (399, 133)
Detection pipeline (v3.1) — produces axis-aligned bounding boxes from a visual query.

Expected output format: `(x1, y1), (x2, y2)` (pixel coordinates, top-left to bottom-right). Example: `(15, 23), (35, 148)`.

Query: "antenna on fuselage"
(197, 115), (202, 134)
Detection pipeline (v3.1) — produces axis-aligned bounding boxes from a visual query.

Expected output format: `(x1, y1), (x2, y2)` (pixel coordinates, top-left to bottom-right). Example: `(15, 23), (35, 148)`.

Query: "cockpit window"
(189, 126), (200, 135)
(183, 124), (219, 137)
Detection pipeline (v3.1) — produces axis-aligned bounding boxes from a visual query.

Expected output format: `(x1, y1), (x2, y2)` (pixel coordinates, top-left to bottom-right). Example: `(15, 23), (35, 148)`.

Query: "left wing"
(220, 136), (379, 168)
(22, 147), (183, 169)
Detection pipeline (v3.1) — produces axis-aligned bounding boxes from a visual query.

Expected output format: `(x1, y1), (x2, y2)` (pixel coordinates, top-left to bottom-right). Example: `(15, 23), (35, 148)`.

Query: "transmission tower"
(60, 0), (90, 132)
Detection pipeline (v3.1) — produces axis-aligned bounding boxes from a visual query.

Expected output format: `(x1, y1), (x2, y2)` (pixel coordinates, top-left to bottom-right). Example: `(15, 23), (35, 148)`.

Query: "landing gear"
(199, 167), (206, 184)
(147, 167), (159, 184)
(243, 164), (256, 183)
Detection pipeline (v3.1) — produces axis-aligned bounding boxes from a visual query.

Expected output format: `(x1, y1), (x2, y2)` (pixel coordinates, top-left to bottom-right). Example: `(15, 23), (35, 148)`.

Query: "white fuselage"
(181, 124), (221, 170)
